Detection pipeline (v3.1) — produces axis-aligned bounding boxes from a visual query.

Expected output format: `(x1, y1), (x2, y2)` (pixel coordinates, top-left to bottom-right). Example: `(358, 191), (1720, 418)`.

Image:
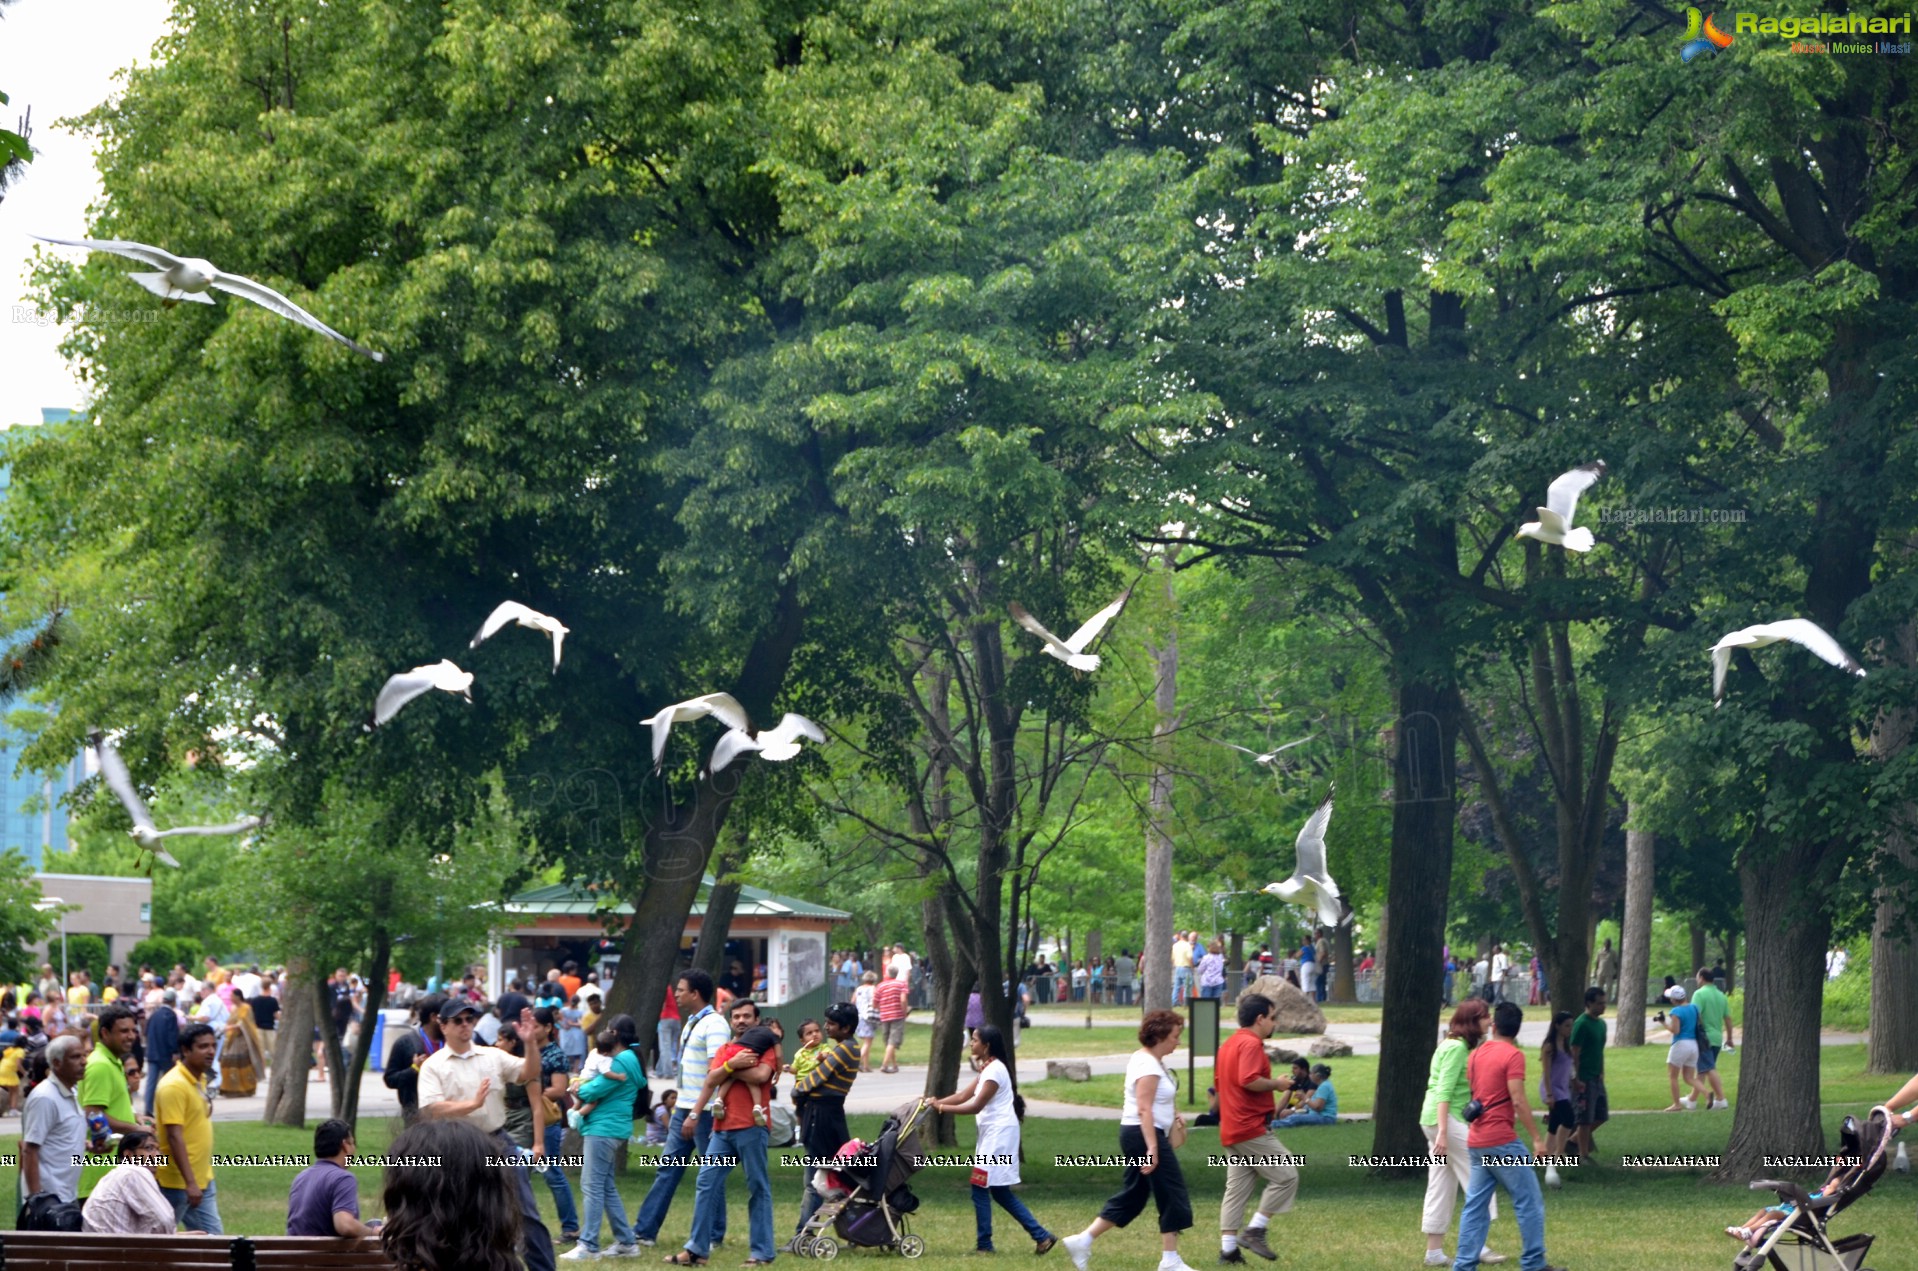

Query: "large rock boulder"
(1045, 1059), (1093, 1082)
(1308, 1034), (1355, 1058)
(1264, 1044), (1304, 1066)
(1239, 976), (1326, 1035)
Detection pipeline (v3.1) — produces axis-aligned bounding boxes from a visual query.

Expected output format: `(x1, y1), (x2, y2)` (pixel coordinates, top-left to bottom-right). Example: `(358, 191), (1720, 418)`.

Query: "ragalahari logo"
(1680, 7), (1735, 61)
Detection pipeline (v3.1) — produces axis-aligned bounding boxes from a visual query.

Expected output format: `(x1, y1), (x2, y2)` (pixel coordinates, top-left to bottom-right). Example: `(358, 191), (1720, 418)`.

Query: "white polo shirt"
(417, 1043), (527, 1134)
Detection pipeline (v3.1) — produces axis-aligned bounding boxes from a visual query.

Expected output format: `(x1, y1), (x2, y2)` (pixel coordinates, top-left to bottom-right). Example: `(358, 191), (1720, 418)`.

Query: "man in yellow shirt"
(1172, 932), (1194, 1003)
(156, 1021), (221, 1232)
(67, 971), (91, 1008)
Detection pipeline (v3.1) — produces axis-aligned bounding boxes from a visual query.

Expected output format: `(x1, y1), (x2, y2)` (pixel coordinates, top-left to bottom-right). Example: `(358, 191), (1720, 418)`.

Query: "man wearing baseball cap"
(419, 998), (552, 1271)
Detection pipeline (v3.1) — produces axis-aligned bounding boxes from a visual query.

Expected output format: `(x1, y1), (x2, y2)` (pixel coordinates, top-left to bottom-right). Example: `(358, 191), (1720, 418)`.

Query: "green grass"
(1029, 1044), (1895, 1118)
(6, 1110), (1912, 1270)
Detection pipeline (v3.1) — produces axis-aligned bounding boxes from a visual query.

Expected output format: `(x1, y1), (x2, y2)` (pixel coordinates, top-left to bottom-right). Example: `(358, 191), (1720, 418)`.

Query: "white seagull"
(369, 659), (475, 729)
(1710, 619), (1865, 707)
(1517, 461), (1606, 552)
(31, 234), (385, 361)
(710, 713), (827, 774)
(640, 692), (750, 769)
(1262, 785), (1345, 928)
(1008, 591), (1130, 672)
(88, 729), (266, 870)
(469, 601), (569, 672)
(1209, 733), (1317, 766)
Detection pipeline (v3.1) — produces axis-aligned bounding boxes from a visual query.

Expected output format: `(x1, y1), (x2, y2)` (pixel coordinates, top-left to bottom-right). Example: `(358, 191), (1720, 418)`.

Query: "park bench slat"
(0, 1231), (390, 1270)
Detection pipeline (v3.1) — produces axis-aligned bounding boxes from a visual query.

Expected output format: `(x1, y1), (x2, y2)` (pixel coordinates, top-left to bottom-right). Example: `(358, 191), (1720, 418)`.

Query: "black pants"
(493, 1127), (556, 1271)
(1096, 1124), (1192, 1234)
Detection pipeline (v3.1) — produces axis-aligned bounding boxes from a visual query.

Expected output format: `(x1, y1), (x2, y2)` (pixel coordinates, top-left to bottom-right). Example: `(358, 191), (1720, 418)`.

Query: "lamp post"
(33, 896), (67, 986)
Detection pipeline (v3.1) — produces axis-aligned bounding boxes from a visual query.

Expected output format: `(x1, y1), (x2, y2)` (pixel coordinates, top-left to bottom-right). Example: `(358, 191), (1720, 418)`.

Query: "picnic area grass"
(5, 1103), (1912, 1270)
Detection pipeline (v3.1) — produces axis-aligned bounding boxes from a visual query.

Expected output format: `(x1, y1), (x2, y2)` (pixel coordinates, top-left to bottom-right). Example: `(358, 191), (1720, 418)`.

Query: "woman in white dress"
(932, 1025), (1057, 1255)
(1058, 1010), (1196, 1271)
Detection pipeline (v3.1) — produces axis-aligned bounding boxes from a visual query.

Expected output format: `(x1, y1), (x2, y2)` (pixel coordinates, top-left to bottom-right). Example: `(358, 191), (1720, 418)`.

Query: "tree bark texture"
(1142, 563), (1180, 1013)
(693, 829), (749, 981)
(1868, 613), (1918, 1073)
(1615, 824), (1654, 1046)
(262, 959), (317, 1127)
(336, 929), (391, 1128)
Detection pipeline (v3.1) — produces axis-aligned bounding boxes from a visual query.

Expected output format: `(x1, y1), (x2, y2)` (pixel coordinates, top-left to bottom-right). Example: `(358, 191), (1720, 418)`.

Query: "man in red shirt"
(1454, 1001), (1561, 1271)
(872, 967), (911, 1074)
(678, 999), (780, 1265)
(1215, 994), (1298, 1263)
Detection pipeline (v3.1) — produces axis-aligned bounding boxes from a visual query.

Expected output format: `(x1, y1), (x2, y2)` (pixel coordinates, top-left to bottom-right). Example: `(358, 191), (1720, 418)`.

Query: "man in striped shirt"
(873, 967), (910, 1074)
(785, 1002), (862, 1250)
(633, 969), (736, 1248)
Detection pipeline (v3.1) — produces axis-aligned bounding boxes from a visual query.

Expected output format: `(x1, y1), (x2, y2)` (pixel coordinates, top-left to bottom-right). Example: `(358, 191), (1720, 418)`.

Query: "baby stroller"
(796, 1097), (934, 1260)
(1736, 1105), (1900, 1271)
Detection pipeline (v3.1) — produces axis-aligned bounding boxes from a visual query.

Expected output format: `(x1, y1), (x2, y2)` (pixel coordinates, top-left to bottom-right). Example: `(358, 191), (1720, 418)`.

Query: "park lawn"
(5, 1109), (1911, 1271)
(1029, 1043), (1892, 1119)
(886, 1025), (1152, 1067)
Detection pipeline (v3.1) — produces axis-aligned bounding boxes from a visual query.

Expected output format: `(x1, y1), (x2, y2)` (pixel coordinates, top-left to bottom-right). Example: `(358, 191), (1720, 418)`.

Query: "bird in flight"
(369, 659), (475, 729)
(1710, 619), (1865, 707)
(710, 713), (826, 774)
(469, 601), (569, 673)
(88, 729), (265, 871)
(1208, 734), (1316, 766)
(1263, 785), (1345, 929)
(32, 234), (385, 361)
(1517, 461), (1606, 552)
(1008, 591), (1130, 672)
(640, 692), (750, 770)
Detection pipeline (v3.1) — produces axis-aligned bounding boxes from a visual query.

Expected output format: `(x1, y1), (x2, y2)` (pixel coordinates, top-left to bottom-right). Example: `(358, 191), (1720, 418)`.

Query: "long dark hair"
(975, 1025), (1024, 1120)
(530, 1005), (560, 1045)
(380, 1119), (522, 1271)
(599, 1012), (652, 1120)
(1540, 1010), (1574, 1071)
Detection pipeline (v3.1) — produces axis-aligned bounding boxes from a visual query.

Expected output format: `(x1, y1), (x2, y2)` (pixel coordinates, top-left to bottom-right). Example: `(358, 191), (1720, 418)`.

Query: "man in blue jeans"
(634, 970), (735, 1248)
(673, 1023), (779, 1265)
(1453, 1001), (1564, 1271)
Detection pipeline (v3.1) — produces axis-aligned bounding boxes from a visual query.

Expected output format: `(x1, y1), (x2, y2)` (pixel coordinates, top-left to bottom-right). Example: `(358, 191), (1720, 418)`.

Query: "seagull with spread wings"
(368, 659), (475, 730)
(1263, 785), (1345, 929)
(88, 729), (265, 870)
(710, 713), (827, 774)
(640, 692), (751, 769)
(1710, 619), (1865, 707)
(1008, 591), (1130, 672)
(469, 601), (569, 672)
(32, 234), (385, 361)
(1517, 461), (1606, 552)
(1209, 734), (1316, 766)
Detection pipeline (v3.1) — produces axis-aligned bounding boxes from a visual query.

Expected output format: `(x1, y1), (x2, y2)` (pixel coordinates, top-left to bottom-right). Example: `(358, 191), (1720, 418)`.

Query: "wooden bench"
(0, 1232), (392, 1271)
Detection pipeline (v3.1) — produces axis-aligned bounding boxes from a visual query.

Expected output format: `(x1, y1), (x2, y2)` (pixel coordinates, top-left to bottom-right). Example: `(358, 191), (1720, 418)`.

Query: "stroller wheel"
(899, 1235), (926, 1259)
(813, 1238), (839, 1261)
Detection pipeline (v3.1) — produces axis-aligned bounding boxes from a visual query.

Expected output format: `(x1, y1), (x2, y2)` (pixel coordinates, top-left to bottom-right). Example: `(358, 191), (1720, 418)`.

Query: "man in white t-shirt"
(419, 998), (549, 1271)
(1490, 946), (1511, 1004)
(890, 945), (913, 980)
(231, 966), (264, 1002)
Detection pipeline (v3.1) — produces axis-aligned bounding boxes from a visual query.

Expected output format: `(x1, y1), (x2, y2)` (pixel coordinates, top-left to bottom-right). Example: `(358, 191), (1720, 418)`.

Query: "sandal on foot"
(1035, 1238), (1058, 1256)
(664, 1254), (709, 1266)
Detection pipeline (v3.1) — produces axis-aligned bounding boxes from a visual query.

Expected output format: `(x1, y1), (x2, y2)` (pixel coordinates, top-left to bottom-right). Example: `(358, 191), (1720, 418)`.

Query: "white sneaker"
(1681, 1097), (1696, 1110)
(1478, 1250), (1507, 1264)
(1544, 1165), (1562, 1188)
(1062, 1233), (1093, 1271)
(1423, 1252), (1449, 1267)
(606, 1246), (642, 1259)
(558, 1247), (604, 1262)
(1712, 1099), (1729, 1110)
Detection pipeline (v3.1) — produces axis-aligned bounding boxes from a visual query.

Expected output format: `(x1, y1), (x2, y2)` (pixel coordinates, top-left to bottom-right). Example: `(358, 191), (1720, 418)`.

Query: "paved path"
(208, 1025), (1868, 1125)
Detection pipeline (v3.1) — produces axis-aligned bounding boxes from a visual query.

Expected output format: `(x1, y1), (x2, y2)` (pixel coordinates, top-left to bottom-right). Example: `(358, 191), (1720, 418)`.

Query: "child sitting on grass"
(645, 1089), (678, 1144)
(1726, 1156), (1856, 1249)
(567, 1028), (628, 1129)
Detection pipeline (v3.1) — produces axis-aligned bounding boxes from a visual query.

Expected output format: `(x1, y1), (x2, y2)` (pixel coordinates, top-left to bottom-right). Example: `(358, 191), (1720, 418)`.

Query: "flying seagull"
(1208, 733), (1316, 766)
(31, 234), (385, 361)
(1008, 591), (1130, 672)
(710, 713), (827, 774)
(640, 692), (750, 769)
(1710, 619), (1865, 707)
(1517, 461), (1606, 553)
(469, 601), (569, 672)
(87, 729), (266, 870)
(368, 659), (474, 729)
(1262, 785), (1345, 929)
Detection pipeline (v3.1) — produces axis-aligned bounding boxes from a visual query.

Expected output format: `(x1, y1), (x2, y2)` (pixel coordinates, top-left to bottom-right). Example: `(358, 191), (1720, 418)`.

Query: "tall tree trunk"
(336, 930), (391, 1128)
(1615, 824), (1654, 1046)
(1718, 932), (1738, 993)
(317, 978), (346, 1114)
(1370, 675), (1459, 1166)
(263, 959), (317, 1127)
(1330, 917), (1356, 1003)
(1719, 843), (1833, 1179)
(1868, 614), (1918, 1072)
(693, 828), (749, 980)
(1142, 559), (1179, 1012)
(1689, 923), (1707, 979)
